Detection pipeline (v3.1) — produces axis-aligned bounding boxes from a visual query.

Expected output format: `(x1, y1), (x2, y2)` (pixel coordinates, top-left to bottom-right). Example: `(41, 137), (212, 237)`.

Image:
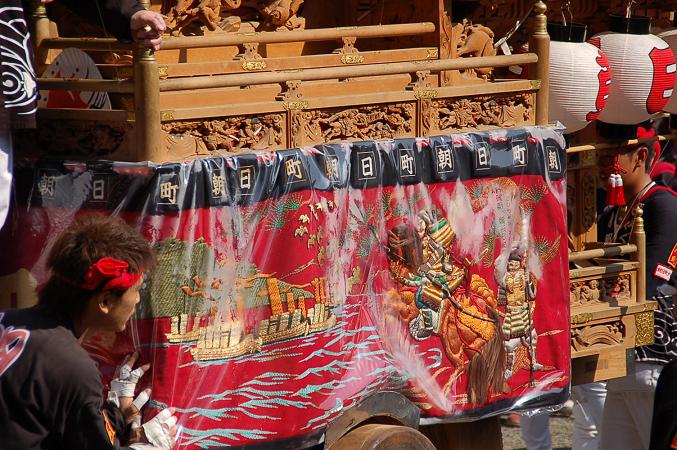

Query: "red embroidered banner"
(0, 127), (570, 449)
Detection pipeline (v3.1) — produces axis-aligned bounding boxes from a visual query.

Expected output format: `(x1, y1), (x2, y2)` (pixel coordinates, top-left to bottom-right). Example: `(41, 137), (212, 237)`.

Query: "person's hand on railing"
(130, 10), (166, 52)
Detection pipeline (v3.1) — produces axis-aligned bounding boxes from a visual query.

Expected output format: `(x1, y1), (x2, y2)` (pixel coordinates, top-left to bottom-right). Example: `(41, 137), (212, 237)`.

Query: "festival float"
(2, 0), (673, 448)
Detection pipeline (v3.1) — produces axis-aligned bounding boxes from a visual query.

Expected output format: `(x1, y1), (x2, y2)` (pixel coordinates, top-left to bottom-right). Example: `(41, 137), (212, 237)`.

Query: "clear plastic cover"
(0, 125), (570, 449)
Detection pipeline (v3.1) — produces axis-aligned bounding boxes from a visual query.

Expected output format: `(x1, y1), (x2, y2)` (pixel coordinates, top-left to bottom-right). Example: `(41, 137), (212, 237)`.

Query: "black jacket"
(649, 358), (677, 450)
(0, 306), (131, 450)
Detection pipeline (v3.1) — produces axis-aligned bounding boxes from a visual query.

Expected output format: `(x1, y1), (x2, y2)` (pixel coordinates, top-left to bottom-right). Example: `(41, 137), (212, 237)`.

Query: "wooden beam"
(569, 244), (638, 262)
(147, 48), (439, 79)
(159, 53), (538, 91)
(160, 22), (437, 50)
(567, 134), (677, 154)
(530, 1), (550, 125)
(133, 8), (163, 163)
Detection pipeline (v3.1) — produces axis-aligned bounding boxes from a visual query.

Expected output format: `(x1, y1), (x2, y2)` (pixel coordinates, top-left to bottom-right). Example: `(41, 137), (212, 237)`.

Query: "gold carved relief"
(161, 114), (284, 153)
(283, 101), (309, 111)
(341, 54), (365, 65)
(571, 313), (594, 325)
(336, 36), (364, 65)
(634, 312), (655, 347)
(571, 321), (625, 352)
(160, 110), (176, 121)
(414, 90), (439, 100)
(158, 66), (169, 79)
(242, 60), (267, 71)
(237, 43), (266, 71)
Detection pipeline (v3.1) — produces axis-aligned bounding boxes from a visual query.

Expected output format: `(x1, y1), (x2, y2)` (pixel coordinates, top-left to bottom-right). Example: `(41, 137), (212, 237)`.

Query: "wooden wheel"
(330, 424), (436, 450)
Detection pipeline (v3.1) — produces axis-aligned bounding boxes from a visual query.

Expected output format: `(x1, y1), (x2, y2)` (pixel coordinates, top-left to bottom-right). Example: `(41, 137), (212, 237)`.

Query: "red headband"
(81, 257), (141, 292)
(636, 126), (661, 161)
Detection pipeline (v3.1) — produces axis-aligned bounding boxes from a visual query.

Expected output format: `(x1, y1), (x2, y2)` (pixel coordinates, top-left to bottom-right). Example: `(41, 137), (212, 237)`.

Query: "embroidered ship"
(190, 321), (262, 361)
(257, 277), (336, 344)
(165, 312), (203, 343)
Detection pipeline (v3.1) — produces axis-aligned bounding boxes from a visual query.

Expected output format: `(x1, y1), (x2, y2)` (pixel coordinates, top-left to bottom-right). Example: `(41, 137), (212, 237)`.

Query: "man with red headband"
(578, 125), (677, 450)
(0, 215), (177, 449)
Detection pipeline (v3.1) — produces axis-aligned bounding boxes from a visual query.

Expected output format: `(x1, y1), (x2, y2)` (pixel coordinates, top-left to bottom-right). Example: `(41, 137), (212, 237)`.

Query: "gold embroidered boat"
(190, 322), (262, 361)
(307, 302), (337, 333)
(165, 312), (203, 343)
(257, 277), (336, 344)
(258, 309), (312, 344)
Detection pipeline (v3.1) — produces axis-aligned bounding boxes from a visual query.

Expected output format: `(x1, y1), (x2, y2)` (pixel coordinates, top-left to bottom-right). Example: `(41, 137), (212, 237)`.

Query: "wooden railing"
(569, 207), (647, 305)
(29, 1), (551, 162)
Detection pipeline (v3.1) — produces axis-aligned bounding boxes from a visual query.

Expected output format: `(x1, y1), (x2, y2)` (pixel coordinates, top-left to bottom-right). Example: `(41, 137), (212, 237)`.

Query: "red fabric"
(637, 126), (661, 162)
(606, 175), (616, 206)
(81, 257), (140, 292)
(643, 184), (677, 201)
(651, 161), (676, 179)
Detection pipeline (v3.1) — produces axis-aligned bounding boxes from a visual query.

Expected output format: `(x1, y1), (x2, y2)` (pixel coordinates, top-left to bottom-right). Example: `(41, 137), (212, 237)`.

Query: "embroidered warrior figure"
(501, 249), (543, 379)
(389, 211), (466, 340)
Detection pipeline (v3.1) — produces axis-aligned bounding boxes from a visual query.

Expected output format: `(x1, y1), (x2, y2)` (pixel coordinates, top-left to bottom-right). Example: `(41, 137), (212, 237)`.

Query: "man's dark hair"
(39, 214), (155, 316)
(618, 143), (656, 174)
(645, 144), (656, 173)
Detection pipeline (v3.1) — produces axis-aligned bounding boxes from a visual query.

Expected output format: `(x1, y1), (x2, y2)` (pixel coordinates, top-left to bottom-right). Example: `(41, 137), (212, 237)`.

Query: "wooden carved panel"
(289, 103), (416, 147)
(161, 113), (285, 153)
(570, 272), (636, 307)
(13, 121), (129, 157)
(423, 92), (533, 134)
(440, 17), (497, 85)
(566, 149), (598, 252)
(162, 0), (306, 36)
(571, 320), (625, 352)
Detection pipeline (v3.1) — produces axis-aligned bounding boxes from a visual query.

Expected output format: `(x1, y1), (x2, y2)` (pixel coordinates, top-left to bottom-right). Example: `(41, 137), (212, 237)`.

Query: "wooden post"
(631, 206), (646, 303)
(420, 417), (503, 450)
(529, 1), (549, 126)
(30, 0), (51, 71)
(133, 1), (162, 162)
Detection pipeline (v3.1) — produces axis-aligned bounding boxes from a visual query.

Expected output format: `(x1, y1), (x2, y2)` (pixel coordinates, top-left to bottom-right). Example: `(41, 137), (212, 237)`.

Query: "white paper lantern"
(589, 15), (676, 125)
(507, 23), (612, 133)
(548, 31), (611, 133)
(658, 29), (677, 114)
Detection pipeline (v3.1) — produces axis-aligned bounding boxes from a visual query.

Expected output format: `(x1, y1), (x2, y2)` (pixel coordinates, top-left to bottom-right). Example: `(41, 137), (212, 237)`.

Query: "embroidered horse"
(385, 215), (506, 404)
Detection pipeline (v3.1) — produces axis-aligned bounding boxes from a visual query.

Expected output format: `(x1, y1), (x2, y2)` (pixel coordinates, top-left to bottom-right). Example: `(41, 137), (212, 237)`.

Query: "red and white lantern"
(589, 15), (676, 125)
(548, 23), (612, 133)
(658, 29), (677, 114)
